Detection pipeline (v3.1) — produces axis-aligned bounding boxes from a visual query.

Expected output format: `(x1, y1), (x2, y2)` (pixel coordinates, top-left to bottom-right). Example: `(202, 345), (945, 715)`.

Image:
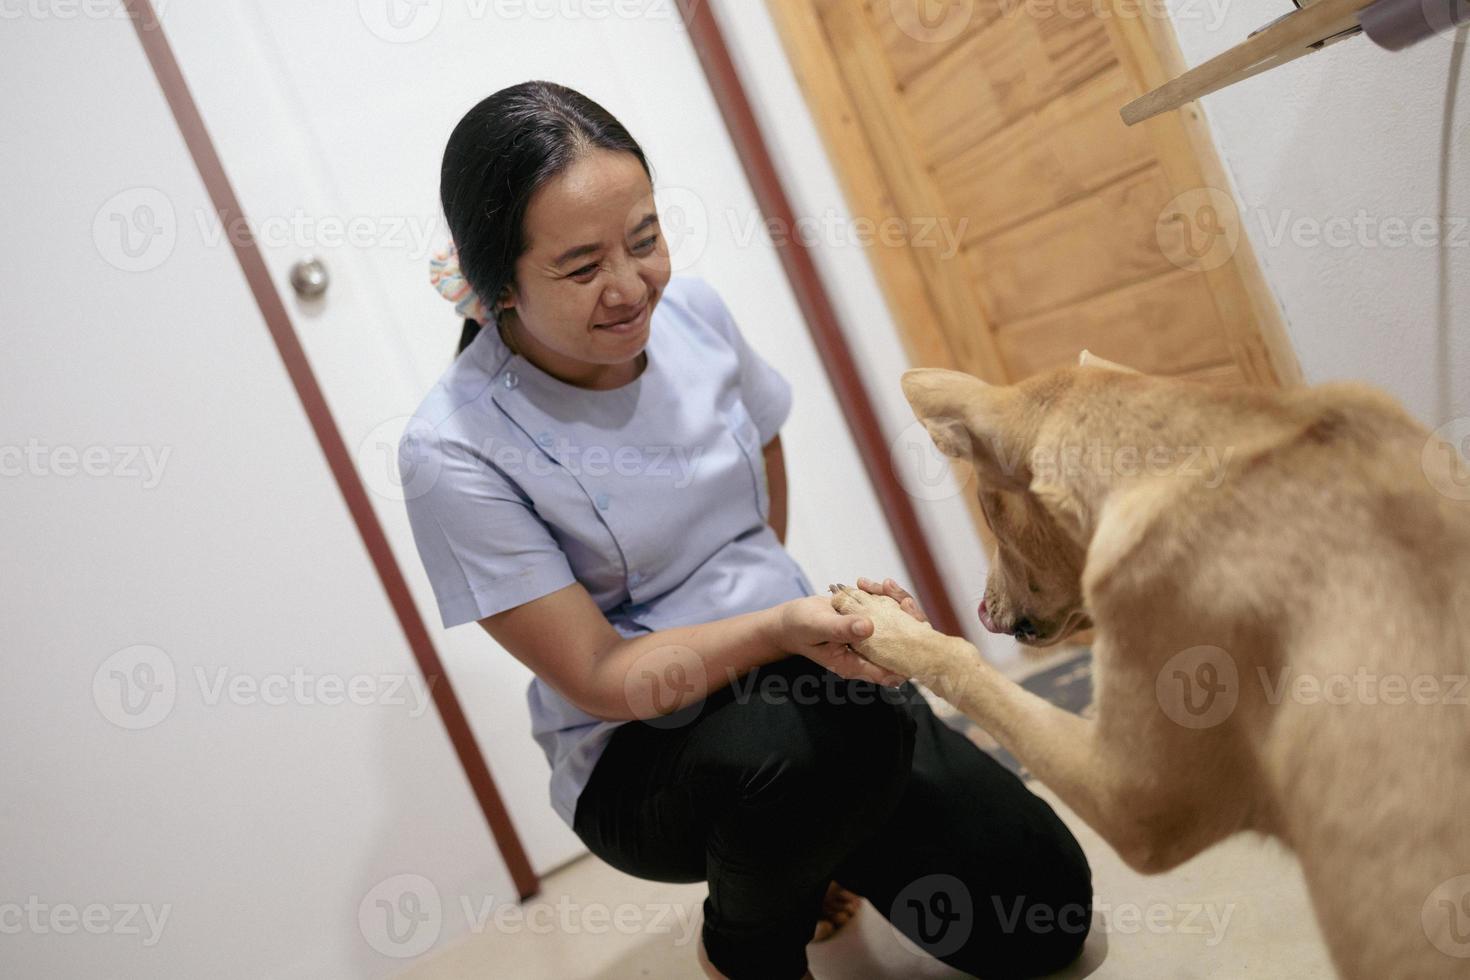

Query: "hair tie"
(429, 242), (493, 325)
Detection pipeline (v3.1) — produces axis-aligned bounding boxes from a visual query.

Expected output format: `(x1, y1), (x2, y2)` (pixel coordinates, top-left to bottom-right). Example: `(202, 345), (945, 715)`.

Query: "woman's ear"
(496, 284), (517, 314)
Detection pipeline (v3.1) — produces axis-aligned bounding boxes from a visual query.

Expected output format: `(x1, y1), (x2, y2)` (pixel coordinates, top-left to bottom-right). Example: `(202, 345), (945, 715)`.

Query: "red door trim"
(677, 1), (964, 638)
(122, 0), (539, 900)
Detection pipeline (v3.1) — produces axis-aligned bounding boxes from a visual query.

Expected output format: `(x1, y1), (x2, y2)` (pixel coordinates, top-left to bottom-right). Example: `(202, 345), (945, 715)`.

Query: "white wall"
(1167, 12), (1469, 427)
(0, 12), (512, 980)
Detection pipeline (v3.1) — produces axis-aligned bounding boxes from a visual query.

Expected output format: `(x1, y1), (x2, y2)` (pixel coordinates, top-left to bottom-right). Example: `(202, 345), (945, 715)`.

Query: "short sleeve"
(397, 422), (577, 629)
(682, 279), (793, 446)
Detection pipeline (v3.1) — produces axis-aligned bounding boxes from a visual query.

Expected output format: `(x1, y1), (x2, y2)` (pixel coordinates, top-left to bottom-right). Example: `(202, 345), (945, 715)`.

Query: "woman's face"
(497, 148), (671, 383)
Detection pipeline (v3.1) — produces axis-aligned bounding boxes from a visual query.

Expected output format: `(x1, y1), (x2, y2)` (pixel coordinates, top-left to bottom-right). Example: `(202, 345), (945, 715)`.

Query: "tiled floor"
(403, 649), (1339, 979)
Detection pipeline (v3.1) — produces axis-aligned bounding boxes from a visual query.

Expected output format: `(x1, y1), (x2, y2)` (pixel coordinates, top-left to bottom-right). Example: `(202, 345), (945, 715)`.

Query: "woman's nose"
(603, 258), (647, 309)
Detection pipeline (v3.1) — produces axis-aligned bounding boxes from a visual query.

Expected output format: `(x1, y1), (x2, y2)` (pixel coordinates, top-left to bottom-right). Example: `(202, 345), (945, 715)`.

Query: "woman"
(399, 81), (1092, 980)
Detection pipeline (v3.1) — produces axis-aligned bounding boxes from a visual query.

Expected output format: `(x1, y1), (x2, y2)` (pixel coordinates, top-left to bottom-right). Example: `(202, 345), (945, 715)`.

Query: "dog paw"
(828, 583), (934, 677)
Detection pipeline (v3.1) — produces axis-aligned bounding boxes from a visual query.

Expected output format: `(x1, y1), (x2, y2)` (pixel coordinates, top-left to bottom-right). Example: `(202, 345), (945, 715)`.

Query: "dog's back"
(1144, 380), (1470, 977)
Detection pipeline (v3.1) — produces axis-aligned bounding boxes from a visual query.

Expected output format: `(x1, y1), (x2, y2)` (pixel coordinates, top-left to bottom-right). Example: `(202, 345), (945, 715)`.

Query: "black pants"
(572, 654), (1093, 979)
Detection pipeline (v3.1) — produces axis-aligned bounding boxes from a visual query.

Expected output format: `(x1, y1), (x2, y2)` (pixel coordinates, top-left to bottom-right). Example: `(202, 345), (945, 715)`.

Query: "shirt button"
(595, 492), (610, 510)
(503, 371), (518, 389)
(629, 571), (643, 585)
(537, 432), (553, 447)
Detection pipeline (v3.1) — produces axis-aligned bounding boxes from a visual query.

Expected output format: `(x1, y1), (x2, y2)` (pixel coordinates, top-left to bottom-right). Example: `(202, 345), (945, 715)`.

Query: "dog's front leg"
(830, 584), (1219, 874)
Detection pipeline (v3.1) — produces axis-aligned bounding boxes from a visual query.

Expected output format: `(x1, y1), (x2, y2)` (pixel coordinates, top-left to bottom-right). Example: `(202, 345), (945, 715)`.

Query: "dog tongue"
(977, 599), (1000, 633)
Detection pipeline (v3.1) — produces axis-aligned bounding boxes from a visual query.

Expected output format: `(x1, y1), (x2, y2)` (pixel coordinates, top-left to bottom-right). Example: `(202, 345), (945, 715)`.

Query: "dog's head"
(901, 352), (1143, 646)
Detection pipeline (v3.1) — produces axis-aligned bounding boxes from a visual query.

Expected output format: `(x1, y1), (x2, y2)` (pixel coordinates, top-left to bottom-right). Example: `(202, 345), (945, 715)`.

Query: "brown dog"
(830, 353), (1470, 978)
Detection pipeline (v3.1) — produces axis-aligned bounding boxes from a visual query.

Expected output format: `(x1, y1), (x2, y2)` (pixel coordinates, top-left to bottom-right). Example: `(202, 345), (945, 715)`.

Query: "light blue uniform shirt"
(397, 276), (815, 828)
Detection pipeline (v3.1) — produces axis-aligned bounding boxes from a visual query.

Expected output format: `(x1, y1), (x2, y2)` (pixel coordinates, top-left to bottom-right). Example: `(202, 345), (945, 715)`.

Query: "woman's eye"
(633, 235), (659, 253)
(569, 264), (598, 279)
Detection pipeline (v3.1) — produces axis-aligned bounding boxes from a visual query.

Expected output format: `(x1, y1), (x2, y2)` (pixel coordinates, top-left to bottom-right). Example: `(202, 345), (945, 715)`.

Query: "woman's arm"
(479, 580), (904, 723)
(763, 434), (788, 545)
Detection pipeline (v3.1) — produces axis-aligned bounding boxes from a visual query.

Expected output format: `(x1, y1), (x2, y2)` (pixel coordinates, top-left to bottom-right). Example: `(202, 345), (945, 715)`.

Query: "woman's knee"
(720, 673), (916, 810)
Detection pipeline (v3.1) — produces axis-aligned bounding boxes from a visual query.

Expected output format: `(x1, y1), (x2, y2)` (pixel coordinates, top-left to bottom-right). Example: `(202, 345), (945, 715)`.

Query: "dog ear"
(1077, 349), (1142, 374)
(900, 368), (1030, 489)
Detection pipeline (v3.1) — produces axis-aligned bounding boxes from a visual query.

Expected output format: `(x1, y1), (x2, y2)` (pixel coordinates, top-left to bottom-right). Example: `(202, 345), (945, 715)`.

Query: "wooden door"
(767, 0), (1301, 390)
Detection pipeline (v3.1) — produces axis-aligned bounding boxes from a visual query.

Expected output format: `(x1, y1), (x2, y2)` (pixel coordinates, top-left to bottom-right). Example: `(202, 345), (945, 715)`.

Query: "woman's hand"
(856, 576), (928, 623)
(772, 596), (907, 688)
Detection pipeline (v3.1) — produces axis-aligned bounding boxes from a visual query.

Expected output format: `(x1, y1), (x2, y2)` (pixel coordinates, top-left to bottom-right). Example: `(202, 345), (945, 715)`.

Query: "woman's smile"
(594, 297), (653, 335)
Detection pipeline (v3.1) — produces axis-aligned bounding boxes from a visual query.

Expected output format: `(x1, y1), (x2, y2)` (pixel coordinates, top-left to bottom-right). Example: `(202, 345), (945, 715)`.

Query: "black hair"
(439, 80), (653, 358)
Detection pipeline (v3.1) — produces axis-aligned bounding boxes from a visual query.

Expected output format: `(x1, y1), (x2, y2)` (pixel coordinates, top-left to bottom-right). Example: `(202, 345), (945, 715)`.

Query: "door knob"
(289, 256), (330, 298)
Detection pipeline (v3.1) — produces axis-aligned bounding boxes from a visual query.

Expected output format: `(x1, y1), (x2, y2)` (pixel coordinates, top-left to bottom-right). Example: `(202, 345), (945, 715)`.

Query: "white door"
(0, 11), (520, 979)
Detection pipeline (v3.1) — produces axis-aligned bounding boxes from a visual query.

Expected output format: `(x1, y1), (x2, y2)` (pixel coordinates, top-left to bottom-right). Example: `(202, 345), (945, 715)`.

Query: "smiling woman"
(440, 82), (666, 389)
(401, 80), (1093, 980)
